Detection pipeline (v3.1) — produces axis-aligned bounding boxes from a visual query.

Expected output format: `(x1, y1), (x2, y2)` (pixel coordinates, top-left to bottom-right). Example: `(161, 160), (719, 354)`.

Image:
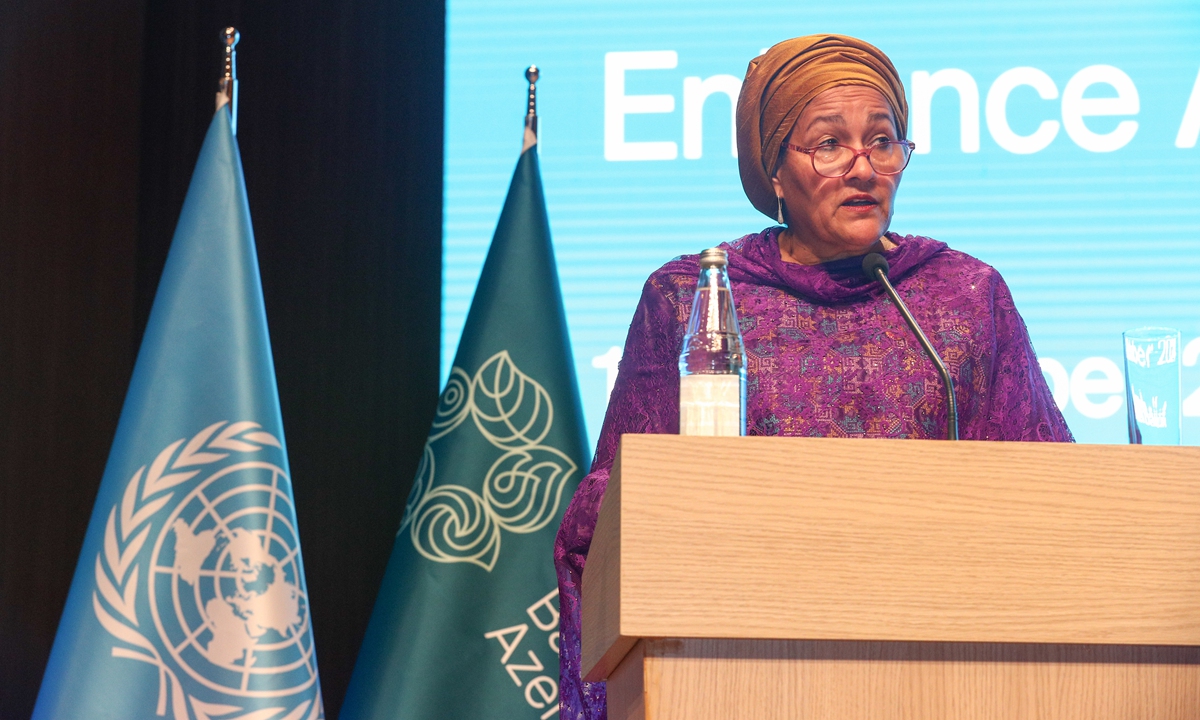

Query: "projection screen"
(442, 0), (1200, 447)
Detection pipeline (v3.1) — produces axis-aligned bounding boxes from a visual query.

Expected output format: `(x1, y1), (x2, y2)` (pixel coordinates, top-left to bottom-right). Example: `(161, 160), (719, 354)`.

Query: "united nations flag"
(340, 74), (588, 719)
(32, 107), (324, 720)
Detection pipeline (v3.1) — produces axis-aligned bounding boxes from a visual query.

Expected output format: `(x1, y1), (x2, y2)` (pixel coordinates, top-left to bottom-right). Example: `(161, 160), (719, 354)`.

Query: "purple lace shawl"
(553, 228), (1073, 719)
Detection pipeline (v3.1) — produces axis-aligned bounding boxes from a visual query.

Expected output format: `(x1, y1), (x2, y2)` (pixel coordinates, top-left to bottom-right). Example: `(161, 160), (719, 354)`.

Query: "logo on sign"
(399, 351), (577, 572)
(92, 421), (323, 720)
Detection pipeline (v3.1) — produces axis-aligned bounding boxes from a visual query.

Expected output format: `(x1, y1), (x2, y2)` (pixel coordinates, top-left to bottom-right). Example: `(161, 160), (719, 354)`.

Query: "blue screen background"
(442, 0), (1200, 449)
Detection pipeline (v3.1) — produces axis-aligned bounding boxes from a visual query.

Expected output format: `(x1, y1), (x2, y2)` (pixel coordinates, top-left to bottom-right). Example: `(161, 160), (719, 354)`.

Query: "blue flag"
(33, 108), (324, 720)
(340, 143), (588, 718)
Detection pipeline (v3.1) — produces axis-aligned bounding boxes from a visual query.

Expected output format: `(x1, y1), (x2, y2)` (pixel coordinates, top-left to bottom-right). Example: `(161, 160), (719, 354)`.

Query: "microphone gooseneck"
(862, 253), (959, 441)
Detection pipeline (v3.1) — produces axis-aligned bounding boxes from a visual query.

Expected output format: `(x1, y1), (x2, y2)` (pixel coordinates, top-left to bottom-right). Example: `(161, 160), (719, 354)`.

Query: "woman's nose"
(844, 151), (876, 181)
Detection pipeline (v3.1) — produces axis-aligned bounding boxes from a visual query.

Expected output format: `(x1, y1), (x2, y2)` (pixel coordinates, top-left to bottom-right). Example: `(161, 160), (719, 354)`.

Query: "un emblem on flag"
(92, 421), (323, 720)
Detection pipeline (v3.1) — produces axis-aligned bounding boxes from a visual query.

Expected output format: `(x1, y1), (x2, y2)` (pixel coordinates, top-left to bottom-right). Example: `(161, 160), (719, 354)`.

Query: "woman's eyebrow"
(805, 112), (895, 131)
(806, 114), (845, 130)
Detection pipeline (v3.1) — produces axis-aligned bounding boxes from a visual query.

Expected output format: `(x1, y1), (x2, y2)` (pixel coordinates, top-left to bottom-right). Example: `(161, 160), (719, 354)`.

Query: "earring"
(776, 196), (786, 225)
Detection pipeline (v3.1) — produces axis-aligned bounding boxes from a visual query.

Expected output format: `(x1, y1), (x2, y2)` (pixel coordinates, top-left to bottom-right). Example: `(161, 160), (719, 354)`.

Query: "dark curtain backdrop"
(0, 0), (445, 717)
(0, 0), (144, 714)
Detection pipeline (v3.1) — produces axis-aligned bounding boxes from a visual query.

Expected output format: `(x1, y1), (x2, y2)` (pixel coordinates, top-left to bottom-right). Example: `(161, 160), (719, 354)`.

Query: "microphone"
(862, 253), (959, 440)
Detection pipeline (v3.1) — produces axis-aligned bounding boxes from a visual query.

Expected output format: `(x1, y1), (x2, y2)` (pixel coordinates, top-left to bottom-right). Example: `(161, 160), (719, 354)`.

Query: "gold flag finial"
(523, 66), (539, 152)
(217, 27), (240, 134)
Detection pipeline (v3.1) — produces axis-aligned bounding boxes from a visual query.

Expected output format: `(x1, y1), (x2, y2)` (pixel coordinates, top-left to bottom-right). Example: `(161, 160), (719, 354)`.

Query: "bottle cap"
(699, 247), (727, 268)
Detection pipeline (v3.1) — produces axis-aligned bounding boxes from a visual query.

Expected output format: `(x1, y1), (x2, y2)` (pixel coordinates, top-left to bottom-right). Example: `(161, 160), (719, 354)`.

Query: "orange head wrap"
(735, 34), (909, 220)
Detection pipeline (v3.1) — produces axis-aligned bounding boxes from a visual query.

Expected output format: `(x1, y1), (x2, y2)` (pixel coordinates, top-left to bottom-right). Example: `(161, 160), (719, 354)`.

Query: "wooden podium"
(580, 435), (1200, 719)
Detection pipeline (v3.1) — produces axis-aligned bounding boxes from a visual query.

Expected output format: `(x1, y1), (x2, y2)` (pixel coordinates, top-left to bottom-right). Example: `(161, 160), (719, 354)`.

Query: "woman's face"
(772, 85), (903, 260)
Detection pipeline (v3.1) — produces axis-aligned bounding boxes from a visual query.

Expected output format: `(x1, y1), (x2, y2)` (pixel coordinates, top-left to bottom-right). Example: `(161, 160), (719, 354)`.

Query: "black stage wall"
(0, 0), (445, 716)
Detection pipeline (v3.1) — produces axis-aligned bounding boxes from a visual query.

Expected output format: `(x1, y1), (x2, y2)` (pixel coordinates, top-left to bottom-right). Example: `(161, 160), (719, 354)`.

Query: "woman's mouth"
(841, 195), (879, 212)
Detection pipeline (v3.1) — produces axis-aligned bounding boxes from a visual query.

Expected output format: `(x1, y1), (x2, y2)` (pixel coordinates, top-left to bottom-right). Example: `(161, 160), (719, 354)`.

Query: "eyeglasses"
(783, 140), (916, 178)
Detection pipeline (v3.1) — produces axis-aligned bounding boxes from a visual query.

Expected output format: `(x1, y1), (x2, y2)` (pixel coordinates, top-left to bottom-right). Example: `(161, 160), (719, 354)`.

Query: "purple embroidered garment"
(553, 228), (1073, 719)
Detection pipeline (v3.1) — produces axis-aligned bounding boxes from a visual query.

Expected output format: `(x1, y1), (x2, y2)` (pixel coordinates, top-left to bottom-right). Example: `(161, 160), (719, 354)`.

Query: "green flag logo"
(401, 351), (578, 572)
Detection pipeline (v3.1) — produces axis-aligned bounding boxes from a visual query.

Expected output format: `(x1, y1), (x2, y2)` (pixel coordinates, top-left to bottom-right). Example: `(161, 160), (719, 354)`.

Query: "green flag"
(340, 143), (587, 719)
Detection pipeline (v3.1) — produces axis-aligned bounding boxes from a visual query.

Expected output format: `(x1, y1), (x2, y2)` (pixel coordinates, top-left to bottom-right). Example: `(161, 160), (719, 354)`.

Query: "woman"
(554, 34), (1072, 719)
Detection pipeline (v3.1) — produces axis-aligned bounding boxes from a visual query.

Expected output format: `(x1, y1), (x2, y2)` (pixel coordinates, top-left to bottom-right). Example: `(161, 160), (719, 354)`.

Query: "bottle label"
(679, 374), (743, 436)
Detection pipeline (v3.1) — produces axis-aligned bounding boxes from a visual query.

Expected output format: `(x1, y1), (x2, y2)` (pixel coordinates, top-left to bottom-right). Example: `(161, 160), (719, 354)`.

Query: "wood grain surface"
(608, 638), (1200, 720)
(587, 453), (640, 681)
(607, 640), (647, 720)
(582, 435), (1200, 681)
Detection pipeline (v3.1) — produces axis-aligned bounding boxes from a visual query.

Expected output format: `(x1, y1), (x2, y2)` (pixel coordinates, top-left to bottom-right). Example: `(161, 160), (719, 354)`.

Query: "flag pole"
(522, 65), (538, 152)
(217, 27), (240, 134)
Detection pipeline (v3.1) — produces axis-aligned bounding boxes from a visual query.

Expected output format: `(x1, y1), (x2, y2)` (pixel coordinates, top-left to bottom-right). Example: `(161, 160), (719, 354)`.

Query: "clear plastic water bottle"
(678, 247), (746, 436)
